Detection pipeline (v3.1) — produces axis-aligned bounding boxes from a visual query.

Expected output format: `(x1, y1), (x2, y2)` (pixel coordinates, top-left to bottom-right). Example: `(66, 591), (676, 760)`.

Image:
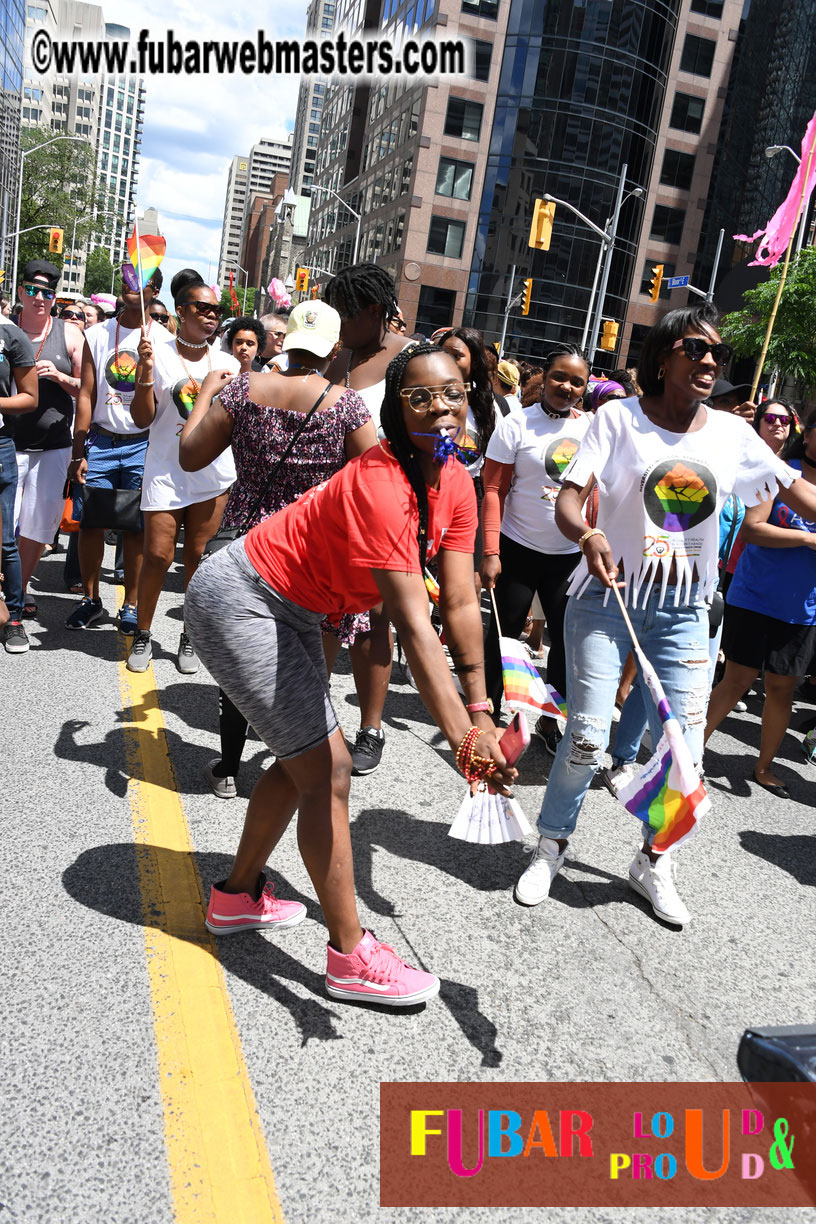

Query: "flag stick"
(749, 126), (816, 400)
(489, 586), (503, 638)
(133, 213), (146, 330)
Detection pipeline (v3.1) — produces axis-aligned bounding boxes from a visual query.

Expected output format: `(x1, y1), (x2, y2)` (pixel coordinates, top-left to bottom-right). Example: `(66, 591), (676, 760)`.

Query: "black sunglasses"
(672, 337), (733, 365)
(60, 310), (84, 321)
(179, 300), (223, 319)
(150, 312), (170, 323)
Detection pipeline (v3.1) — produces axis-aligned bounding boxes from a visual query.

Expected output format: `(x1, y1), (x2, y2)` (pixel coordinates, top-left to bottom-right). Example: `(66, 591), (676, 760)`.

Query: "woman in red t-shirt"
(183, 344), (515, 1007)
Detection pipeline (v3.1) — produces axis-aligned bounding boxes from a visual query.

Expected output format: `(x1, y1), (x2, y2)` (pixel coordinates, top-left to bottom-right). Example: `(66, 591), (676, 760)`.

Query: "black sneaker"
(533, 716), (562, 757)
(4, 621), (30, 653)
(350, 726), (385, 775)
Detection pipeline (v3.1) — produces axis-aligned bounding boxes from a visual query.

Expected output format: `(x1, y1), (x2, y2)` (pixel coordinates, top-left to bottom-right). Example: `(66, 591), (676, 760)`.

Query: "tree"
(719, 246), (816, 396)
(84, 246), (115, 296)
(16, 127), (117, 281)
(219, 285), (256, 316)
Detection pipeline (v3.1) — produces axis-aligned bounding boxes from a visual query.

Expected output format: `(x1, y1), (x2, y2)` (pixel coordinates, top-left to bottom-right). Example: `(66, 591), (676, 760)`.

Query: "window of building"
(461, 0), (497, 16)
(309, 122), (321, 134)
(444, 96), (483, 141)
(400, 156), (413, 194)
(669, 92), (705, 134)
(428, 215), (466, 258)
(435, 155), (474, 200)
(417, 284), (457, 332)
(690, 0), (723, 15)
(471, 40), (492, 82)
(679, 34), (716, 77)
(650, 206), (685, 245)
(660, 149), (696, 190)
(638, 260), (676, 300)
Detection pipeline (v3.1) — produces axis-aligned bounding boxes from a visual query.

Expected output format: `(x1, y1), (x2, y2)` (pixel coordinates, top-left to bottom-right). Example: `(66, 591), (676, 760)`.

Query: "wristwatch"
(466, 699), (494, 714)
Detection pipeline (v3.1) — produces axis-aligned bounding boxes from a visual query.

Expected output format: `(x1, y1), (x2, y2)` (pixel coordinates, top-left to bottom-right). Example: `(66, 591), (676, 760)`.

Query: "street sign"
(666, 275), (690, 289)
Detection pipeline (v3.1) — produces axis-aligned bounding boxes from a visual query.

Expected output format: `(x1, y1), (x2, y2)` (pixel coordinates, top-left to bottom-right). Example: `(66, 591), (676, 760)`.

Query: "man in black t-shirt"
(0, 318), (38, 652)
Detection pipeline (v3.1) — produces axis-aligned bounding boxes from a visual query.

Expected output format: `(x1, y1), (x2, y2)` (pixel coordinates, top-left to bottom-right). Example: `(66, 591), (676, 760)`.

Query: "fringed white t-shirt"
(563, 397), (797, 608)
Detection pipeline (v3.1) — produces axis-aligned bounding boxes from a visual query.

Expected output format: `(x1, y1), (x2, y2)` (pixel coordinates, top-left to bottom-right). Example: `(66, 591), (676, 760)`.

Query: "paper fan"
(448, 784), (533, 844)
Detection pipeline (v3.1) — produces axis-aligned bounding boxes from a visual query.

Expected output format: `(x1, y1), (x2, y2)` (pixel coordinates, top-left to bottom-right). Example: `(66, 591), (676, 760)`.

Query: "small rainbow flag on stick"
(126, 225), (166, 289)
(610, 584), (709, 853)
(500, 634), (566, 720)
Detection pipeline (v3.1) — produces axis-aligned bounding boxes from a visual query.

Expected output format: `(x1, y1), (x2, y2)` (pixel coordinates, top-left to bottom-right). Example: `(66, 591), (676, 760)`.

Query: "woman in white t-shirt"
(479, 344), (591, 752)
(515, 304), (816, 926)
(127, 269), (238, 675)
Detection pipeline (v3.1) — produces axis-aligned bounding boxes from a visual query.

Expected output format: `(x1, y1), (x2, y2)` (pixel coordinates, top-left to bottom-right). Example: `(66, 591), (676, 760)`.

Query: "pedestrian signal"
(295, 268), (309, 293)
(49, 227), (64, 255)
(521, 278), (533, 316)
(600, 320), (619, 351)
(528, 199), (555, 251)
(648, 264), (664, 303)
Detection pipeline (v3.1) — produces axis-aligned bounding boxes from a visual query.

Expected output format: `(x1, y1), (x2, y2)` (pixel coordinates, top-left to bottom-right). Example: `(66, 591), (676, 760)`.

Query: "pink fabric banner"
(735, 109), (816, 266)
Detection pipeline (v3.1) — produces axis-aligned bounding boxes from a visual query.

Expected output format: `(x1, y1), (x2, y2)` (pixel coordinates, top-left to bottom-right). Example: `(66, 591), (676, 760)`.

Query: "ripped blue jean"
(537, 579), (710, 842)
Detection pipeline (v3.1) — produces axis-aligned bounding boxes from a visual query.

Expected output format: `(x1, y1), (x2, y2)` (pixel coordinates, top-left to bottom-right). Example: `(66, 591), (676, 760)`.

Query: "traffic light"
(521, 278), (533, 316)
(528, 199), (556, 251)
(48, 227), (64, 255)
(648, 263), (664, 303)
(295, 267), (309, 293)
(0, 270), (5, 284)
(600, 320), (619, 351)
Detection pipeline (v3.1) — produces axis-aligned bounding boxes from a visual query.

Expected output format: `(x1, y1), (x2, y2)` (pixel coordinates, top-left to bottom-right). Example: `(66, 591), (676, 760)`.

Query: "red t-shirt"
(244, 443), (477, 616)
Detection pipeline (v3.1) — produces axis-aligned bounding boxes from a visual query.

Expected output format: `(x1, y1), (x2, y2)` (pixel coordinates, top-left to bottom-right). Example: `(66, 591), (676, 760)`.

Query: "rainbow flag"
(616, 651), (709, 852)
(424, 569), (440, 607)
(500, 635), (566, 719)
(126, 226), (166, 289)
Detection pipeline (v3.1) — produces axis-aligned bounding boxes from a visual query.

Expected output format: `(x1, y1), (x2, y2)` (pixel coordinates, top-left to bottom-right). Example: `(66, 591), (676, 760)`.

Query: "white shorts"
(14, 448), (71, 544)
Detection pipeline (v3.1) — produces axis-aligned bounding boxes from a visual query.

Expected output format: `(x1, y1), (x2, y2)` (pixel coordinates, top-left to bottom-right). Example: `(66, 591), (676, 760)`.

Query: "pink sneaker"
(205, 875), (306, 934)
(325, 931), (440, 1006)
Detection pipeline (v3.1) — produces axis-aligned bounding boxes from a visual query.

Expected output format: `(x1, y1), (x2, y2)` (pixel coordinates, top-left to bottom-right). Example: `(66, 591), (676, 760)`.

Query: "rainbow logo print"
(105, 350), (137, 393)
(549, 438), (578, 474)
(652, 463), (710, 532)
(172, 377), (199, 420)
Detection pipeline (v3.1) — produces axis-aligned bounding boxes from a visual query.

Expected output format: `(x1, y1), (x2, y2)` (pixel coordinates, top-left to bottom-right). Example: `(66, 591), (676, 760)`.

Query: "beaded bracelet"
(455, 726), (498, 783)
(578, 527), (606, 553)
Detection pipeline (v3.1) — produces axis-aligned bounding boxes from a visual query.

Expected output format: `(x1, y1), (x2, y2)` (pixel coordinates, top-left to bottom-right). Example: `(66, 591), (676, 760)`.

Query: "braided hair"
(434, 326), (495, 456)
(380, 342), (442, 574)
(323, 262), (398, 325)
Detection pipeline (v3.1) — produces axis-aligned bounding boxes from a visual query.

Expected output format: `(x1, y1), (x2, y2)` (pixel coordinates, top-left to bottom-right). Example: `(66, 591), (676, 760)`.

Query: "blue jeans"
(537, 580), (710, 842)
(0, 435), (22, 618)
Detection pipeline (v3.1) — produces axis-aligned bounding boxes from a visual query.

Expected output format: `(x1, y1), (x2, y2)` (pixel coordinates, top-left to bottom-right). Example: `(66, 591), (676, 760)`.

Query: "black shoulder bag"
(201, 380), (333, 560)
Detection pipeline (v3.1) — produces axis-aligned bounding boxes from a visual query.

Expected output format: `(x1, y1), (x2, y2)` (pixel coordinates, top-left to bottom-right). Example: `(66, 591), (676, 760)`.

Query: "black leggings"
(218, 688), (249, 777)
(484, 534), (581, 714)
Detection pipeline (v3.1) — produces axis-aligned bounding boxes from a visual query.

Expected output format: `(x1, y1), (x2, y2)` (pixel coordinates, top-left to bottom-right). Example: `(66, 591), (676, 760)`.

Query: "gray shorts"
(184, 539), (338, 759)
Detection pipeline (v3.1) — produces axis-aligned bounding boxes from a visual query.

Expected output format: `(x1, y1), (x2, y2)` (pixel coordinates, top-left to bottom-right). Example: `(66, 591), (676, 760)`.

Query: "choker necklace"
(540, 402), (572, 420)
(176, 337), (209, 351)
(801, 453), (816, 469)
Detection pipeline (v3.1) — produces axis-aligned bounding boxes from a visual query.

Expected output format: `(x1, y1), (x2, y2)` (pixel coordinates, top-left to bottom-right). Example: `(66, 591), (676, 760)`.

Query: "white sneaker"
(628, 849), (690, 926)
(204, 759), (237, 799)
(601, 761), (639, 796)
(514, 836), (567, 906)
(177, 631), (199, 675)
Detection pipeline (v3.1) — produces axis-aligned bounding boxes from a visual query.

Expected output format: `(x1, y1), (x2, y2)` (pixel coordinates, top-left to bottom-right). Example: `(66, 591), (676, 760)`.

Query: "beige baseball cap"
(283, 300), (341, 357)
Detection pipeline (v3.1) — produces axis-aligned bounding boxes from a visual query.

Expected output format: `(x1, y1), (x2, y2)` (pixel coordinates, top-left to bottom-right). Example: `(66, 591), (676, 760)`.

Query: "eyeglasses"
(267, 330), (286, 341)
(762, 413), (791, 426)
(398, 382), (470, 412)
(672, 337), (733, 365)
(179, 300), (223, 319)
(23, 283), (55, 300)
(60, 310), (84, 321)
(150, 312), (170, 323)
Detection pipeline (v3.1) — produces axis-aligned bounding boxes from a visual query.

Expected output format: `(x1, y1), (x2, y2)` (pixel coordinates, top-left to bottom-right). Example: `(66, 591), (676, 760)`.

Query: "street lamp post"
(11, 134), (90, 291)
(765, 144), (809, 253)
(309, 185), (361, 265)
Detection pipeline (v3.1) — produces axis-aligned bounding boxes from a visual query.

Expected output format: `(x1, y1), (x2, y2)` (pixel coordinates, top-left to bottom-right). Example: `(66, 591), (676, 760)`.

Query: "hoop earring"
(658, 366), (665, 381)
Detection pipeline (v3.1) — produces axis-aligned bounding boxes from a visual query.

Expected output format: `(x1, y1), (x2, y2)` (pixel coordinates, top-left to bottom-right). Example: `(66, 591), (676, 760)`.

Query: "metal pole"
(580, 241), (605, 351)
(706, 228), (724, 302)
(1, 187), (8, 276)
(498, 264), (516, 360)
(588, 163), (628, 359)
(353, 213), (360, 265)
(69, 214), (78, 294)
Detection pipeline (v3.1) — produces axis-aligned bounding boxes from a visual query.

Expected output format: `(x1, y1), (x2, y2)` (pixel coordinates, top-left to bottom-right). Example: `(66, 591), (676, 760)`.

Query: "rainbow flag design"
(423, 569), (440, 607)
(500, 635), (566, 719)
(549, 438), (578, 475)
(653, 462), (710, 532)
(126, 227), (166, 289)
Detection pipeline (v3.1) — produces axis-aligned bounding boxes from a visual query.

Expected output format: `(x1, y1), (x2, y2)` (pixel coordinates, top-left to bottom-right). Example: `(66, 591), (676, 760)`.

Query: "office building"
(0, 0), (25, 271)
(217, 136), (292, 289)
(289, 0), (334, 196)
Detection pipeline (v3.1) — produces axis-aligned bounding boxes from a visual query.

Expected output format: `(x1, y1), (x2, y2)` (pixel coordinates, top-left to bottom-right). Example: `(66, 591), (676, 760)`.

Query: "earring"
(658, 367), (665, 381)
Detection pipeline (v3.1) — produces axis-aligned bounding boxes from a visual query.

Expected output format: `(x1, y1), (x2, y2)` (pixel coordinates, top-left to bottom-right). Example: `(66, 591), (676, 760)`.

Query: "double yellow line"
(119, 652), (285, 1223)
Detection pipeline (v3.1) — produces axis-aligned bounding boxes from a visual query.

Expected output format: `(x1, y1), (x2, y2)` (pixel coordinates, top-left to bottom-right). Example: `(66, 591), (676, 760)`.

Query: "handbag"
(202, 380), (333, 560)
(80, 486), (143, 533)
(60, 481), (80, 534)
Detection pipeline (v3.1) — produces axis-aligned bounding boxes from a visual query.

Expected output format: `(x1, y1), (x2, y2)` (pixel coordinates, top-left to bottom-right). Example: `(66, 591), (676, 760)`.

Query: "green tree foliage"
(16, 128), (117, 280)
(219, 285), (255, 317)
(83, 247), (115, 296)
(719, 247), (816, 394)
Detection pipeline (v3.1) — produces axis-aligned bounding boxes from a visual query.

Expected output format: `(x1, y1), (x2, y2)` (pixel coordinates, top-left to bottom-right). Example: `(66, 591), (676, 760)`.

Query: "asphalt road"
(2, 543), (815, 1224)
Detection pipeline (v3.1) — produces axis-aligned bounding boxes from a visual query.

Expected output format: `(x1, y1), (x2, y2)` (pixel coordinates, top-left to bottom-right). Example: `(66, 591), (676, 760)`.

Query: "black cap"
(21, 259), (61, 288)
(710, 378), (752, 401)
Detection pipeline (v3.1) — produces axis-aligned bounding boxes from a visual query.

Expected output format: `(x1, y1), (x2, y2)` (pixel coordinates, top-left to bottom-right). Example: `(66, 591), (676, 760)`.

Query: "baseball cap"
(710, 378), (752, 401)
(283, 300), (341, 357)
(497, 359), (520, 389)
(21, 258), (61, 288)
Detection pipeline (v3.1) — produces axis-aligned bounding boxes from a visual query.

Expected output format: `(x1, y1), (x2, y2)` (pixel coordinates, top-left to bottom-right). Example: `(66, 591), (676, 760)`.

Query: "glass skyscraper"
(0, 0), (25, 271)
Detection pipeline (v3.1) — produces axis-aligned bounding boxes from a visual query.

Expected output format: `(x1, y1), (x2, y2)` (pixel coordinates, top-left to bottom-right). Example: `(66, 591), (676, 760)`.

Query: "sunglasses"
(150, 312), (170, 323)
(23, 283), (56, 300)
(399, 382), (470, 413)
(179, 300), (223, 319)
(672, 337), (733, 364)
(60, 310), (84, 321)
(762, 413), (791, 426)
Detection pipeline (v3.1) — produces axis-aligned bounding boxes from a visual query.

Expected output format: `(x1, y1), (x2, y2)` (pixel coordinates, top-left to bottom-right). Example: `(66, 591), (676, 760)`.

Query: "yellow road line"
(118, 650), (285, 1224)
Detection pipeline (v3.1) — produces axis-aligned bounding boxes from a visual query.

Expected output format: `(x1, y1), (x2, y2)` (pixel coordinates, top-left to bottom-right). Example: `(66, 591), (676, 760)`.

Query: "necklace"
(801, 453), (816, 470)
(175, 337), (211, 398)
(23, 316), (52, 361)
(176, 336), (209, 351)
(540, 400), (573, 421)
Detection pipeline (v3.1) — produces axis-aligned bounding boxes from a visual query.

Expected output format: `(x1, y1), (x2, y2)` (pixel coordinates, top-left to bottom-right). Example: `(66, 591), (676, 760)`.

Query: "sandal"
(22, 598), (38, 618)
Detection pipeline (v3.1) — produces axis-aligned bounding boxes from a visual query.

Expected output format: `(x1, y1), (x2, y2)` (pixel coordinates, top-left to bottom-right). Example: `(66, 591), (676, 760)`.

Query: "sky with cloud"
(102, 0), (309, 287)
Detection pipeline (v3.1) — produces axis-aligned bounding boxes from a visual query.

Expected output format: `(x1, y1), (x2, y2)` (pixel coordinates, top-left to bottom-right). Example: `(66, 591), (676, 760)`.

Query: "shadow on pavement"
(739, 831), (816, 886)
